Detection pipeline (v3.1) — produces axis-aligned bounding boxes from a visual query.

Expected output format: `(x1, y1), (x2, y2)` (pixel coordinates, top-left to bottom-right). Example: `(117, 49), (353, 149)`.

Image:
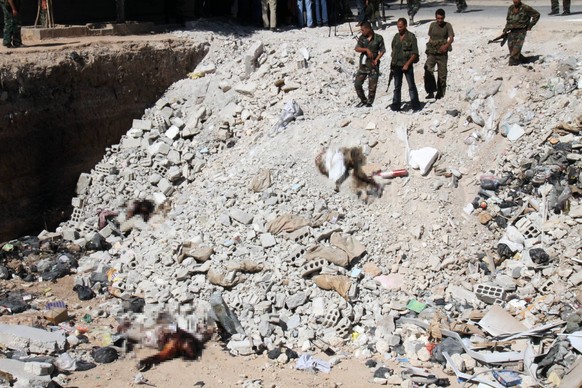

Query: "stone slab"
(0, 359), (52, 387)
(0, 324), (66, 354)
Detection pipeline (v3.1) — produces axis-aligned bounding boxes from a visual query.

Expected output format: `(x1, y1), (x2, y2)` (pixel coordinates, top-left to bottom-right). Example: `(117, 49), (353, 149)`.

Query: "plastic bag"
(271, 100), (304, 136)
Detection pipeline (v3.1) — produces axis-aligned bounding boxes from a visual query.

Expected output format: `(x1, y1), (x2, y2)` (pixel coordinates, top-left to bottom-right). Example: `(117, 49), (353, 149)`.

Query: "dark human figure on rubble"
(455, 0), (468, 13)
(389, 18), (421, 112)
(548, 0), (570, 15)
(503, 0), (540, 66)
(424, 8), (454, 100)
(365, 0), (381, 28)
(115, 0), (125, 23)
(1, 0), (22, 48)
(354, 21), (385, 108)
(407, 0), (420, 25)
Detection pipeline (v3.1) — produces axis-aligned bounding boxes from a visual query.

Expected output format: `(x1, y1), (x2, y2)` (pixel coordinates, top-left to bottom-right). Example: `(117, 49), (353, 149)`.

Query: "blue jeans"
(314, 0), (328, 24)
(356, 0), (365, 22)
(297, 0), (313, 27)
(391, 65), (421, 110)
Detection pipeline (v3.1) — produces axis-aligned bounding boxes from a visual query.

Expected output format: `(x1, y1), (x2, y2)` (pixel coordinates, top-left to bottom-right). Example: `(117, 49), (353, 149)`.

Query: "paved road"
(371, 0), (582, 27)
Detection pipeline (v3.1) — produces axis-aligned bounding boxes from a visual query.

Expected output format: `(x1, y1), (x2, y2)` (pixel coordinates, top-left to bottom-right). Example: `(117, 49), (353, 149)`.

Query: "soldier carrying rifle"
(354, 21), (385, 108)
(502, 0), (540, 66)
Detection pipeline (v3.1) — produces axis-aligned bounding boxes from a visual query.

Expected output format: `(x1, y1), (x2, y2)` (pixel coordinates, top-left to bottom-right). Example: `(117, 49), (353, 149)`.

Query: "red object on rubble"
(375, 169), (409, 179)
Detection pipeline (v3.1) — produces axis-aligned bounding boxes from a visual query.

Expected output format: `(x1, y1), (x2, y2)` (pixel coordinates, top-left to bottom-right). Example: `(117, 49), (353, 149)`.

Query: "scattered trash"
(271, 100), (303, 136)
(295, 354), (331, 373)
(91, 346), (118, 364)
(72, 285), (95, 301)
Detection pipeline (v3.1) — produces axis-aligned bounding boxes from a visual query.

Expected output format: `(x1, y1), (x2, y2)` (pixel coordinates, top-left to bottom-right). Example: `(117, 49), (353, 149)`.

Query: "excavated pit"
(0, 39), (208, 241)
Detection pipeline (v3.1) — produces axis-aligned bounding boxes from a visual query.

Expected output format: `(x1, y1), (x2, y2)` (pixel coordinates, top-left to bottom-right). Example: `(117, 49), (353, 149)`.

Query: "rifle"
(488, 31), (509, 47)
(386, 67), (394, 92)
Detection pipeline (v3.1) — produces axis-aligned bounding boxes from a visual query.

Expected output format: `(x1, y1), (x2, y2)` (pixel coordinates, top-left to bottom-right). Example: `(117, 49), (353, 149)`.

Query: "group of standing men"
(354, 9), (453, 112)
(354, 0), (543, 112)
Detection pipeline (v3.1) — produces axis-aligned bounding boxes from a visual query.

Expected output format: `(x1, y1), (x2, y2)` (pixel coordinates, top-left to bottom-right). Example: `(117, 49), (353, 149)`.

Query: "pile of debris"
(1, 20), (582, 387)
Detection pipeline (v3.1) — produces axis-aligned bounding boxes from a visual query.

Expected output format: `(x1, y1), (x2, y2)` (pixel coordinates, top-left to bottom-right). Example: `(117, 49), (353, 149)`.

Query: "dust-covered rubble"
(1, 18), (582, 387)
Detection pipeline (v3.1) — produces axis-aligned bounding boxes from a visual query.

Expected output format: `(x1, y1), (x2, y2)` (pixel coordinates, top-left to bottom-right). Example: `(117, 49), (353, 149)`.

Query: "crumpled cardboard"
(313, 275), (351, 299)
(177, 242), (214, 264)
(330, 232), (366, 260)
(266, 214), (310, 234)
(207, 268), (241, 288)
(226, 260), (264, 273)
(249, 169), (271, 192)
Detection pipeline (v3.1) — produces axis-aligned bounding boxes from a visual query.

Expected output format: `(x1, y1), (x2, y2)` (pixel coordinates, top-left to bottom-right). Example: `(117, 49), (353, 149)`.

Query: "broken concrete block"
(244, 41), (264, 75)
(234, 82), (258, 97)
(569, 204), (582, 218)
(165, 125), (180, 139)
(195, 62), (216, 75)
(409, 147), (439, 175)
(506, 124), (525, 141)
(148, 142), (171, 156)
(227, 338), (254, 356)
(219, 81), (232, 92)
(0, 359), (52, 387)
(122, 136), (142, 149)
(132, 119), (152, 131)
(229, 208), (253, 225)
(75, 173), (92, 195)
(259, 233), (276, 248)
(282, 82), (300, 93)
(0, 324), (66, 353)
(157, 178), (174, 196)
(23, 361), (53, 376)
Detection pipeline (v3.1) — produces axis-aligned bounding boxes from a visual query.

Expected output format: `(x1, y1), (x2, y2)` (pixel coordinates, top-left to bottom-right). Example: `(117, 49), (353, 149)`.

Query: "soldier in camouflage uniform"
(390, 18), (421, 112)
(424, 9), (454, 99)
(455, 0), (468, 13)
(549, 0), (570, 15)
(0, 0), (22, 48)
(407, 0), (420, 24)
(504, 0), (540, 66)
(354, 21), (386, 107)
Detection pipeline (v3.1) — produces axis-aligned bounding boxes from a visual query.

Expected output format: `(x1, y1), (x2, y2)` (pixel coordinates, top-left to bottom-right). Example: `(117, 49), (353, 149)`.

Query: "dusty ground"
(1, 1), (581, 387)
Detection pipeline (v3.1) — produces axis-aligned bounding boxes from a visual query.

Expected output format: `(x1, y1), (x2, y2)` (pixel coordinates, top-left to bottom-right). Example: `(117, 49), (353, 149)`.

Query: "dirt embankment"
(0, 38), (208, 241)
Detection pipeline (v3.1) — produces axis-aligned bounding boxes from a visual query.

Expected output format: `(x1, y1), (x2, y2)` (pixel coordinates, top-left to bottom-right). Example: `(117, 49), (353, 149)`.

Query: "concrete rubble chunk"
(75, 173), (92, 195)
(0, 359), (52, 387)
(194, 62), (216, 76)
(148, 141), (171, 156)
(230, 208), (254, 225)
(409, 147), (438, 175)
(234, 82), (258, 97)
(259, 233), (276, 248)
(0, 324), (66, 354)
(132, 119), (152, 130)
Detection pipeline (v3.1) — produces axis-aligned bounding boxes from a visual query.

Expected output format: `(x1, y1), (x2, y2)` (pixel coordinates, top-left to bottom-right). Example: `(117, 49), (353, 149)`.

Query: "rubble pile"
(1, 19), (582, 387)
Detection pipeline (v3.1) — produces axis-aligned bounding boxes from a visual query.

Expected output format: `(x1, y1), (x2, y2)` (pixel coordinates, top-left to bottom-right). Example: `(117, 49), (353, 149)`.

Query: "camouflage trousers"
(407, 0), (420, 18)
(507, 29), (527, 65)
(0, 0), (22, 46)
(424, 54), (448, 97)
(355, 68), (380, 104)
(551, 0), (570, 13)
(456, 0), (467, 11)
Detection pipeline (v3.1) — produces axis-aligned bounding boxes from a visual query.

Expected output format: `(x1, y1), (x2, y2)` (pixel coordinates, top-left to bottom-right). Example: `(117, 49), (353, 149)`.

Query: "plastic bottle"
(375, 169), (409, 179)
